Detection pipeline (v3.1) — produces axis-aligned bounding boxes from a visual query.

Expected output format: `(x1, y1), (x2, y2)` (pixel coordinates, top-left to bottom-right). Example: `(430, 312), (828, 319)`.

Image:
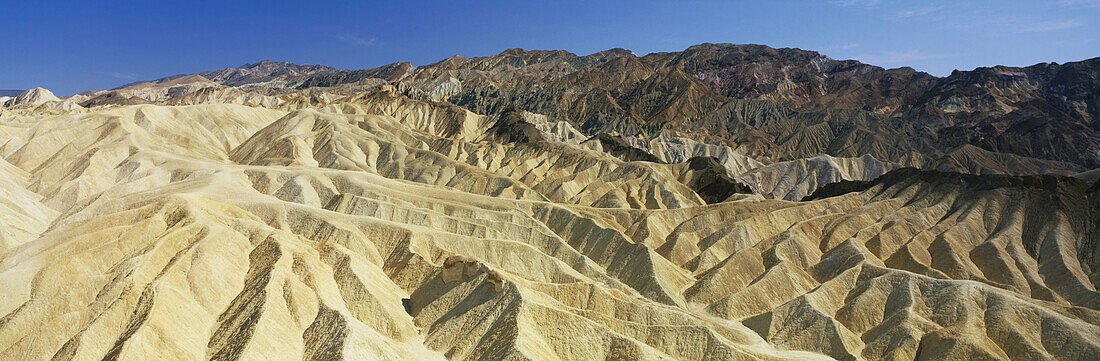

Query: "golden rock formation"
(0, 86), (1097, 361)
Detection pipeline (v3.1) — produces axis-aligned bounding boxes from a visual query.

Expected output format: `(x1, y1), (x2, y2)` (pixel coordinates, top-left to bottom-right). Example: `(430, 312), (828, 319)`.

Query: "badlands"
(0, 45), (1098, 361)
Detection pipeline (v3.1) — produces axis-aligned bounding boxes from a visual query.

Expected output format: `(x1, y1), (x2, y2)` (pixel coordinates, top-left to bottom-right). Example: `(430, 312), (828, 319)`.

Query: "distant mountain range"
(92, 44), (1098, 173)
(7, 43), (1099, 177)
(0, 90), (23, 97)
(113, 60), (342, 90)
(389, 44), (1100, 169)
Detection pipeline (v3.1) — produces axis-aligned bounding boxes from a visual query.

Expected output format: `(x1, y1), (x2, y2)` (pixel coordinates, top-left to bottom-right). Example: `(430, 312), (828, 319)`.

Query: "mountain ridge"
(9, 43), (1099, 177)
(392, 44), (1098, 168)
(113, 59), (343, 90)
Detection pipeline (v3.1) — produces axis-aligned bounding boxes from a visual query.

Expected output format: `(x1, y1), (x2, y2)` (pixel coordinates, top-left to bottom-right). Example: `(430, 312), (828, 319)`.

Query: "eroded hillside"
(1, 44), (1099, 361)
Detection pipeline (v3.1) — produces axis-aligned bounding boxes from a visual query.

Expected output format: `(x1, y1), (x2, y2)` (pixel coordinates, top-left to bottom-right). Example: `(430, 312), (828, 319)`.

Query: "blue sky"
(1, 0), (1098, 96)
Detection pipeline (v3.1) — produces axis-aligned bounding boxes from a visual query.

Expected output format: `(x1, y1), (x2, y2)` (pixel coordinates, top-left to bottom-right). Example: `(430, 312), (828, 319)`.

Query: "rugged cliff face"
(394, 44), (1099, 169)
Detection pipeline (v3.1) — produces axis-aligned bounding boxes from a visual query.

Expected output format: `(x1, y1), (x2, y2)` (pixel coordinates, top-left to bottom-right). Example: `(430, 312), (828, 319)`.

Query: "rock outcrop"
(738, 154), (899, 201)
(10, 87), (60, 107)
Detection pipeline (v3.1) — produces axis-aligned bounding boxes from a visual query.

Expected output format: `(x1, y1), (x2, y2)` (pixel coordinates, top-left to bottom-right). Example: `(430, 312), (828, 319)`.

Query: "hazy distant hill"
(114, 60), (343, 90)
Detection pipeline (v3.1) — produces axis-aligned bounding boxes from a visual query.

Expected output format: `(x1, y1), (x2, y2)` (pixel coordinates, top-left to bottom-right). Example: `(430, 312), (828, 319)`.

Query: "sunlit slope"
(0, 158), (57, 251)
(737, 154), (899, 201)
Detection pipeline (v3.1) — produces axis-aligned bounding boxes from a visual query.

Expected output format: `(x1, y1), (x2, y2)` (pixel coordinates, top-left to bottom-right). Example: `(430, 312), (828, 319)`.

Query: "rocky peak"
(12, 87), (61, 106)
(199, 60), (342, 86)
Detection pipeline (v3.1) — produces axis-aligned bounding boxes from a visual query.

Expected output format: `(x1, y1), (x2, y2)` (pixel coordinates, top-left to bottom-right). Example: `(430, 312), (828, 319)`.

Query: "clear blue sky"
(2, 0), (1098, 96)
